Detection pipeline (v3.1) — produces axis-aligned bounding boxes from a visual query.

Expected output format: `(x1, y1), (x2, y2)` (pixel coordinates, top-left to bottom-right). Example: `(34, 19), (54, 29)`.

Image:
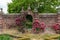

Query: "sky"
(0, 0), (12, 14)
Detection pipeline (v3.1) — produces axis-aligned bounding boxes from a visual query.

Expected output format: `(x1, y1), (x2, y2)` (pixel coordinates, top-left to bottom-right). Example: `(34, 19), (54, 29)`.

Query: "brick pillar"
(0, 8), (4, 33)
(33, 8), (39, 19)
(0, 8), (5, 32)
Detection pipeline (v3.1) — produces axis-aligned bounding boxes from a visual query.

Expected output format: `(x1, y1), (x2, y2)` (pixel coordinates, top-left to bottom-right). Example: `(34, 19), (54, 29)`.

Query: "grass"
(17, 33), (60, 40)
(58, 36), (60, 40)
(1, 29), (60, 40)
(0, 33), (60, 40)
(0, 34), (13, 40)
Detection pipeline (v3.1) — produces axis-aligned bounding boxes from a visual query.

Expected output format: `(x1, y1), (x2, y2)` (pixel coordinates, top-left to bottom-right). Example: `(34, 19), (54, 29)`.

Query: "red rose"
(53, 23), (60, 30)
(40, 22), (46, 29)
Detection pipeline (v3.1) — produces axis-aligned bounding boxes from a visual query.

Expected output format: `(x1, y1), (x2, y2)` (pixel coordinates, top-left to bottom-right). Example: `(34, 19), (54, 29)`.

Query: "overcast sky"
(0, 0), (12, 14)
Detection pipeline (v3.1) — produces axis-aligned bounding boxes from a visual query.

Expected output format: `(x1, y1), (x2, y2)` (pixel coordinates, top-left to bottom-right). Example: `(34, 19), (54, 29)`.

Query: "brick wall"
(0, 10), (60, 29)
(39, 14), (57, 27)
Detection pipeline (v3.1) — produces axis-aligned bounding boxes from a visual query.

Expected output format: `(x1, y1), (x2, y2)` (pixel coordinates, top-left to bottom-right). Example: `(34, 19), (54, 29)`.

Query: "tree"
(8, 0), (60, 13)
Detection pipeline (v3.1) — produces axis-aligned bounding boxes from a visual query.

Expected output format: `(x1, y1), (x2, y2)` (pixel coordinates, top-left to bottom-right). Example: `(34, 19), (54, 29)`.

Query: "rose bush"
(40, 22), (46, 32)
(15, 17), (25, 33)
(16, 17), (21, 26)
(53, 23), (60, 33)
(32, 18), (46, 33)
(32, 18), (40, 33)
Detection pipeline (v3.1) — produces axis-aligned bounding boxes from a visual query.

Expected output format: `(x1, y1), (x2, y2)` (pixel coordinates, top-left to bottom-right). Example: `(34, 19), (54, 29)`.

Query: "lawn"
(0, 34), (13, 40)
(1, 29), (60, 40)
(0, 33), (60, 40)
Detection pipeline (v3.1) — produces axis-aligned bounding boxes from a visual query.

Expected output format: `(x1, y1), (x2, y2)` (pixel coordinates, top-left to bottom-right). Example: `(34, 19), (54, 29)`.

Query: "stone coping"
(3, 13), (57, 15)
(39, 13), (57, 15)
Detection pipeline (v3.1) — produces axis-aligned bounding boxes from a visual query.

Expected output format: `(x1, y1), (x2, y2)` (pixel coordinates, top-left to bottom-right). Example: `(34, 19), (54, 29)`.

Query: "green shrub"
(26, 22), (32, 29)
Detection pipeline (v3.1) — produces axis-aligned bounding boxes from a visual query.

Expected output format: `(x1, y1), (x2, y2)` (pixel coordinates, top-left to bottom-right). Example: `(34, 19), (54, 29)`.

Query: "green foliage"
(26, 22), (32, 29)
(8, 0), (60, 13)
(58, 36), (60, 40)
(0, 34), (13, 40)
(26, 15), (33, 22)
(25, 15), (33, 29)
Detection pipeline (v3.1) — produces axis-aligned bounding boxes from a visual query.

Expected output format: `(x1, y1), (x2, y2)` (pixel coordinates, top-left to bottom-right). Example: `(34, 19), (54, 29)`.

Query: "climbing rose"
(53, 23), (60, 30)
(16, 17), (22, 26)
(15, 17), (21, 26)
(40, 22), (46, 30)
(32, 18), (40, 33)
(15, 17), (25, 26)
